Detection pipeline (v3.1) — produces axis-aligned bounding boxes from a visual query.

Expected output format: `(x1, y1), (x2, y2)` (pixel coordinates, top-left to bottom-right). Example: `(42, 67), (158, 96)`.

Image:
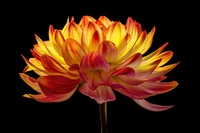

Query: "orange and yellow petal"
(62, 38), (86, 66)
(81, 22), (103, 52)
(19, 73), (42, 93)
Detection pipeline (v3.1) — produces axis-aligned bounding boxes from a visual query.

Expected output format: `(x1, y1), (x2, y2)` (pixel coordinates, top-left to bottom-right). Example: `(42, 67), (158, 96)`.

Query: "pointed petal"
(140, 81), (178, 94)
(24, 88), (76, 103)
(62, 38), (86, 66)
(97, 40), (118, 63)
(40, 54), (67, 73)
(21, 55), (48, 75)
(133, 99), (174, 111)
(51, 30), (65, 56)
(134, 59), (162, 79)
(79, 83), (116, 104)
(143, 42), (168, 61)
(98, 16), (112, 28)
(62, 22), (82, 43)
(143, 51), (173, 67)
(79, 16), (96, 28)
(135, 27), (156, 54)
(80, 52), (110, 72)
(105, 22), (126, 47)
(19, 73), (42, 93)
(157, 51), (173, 66)
(35, 34), (47, 52)
(118, 18), (138, 60)
(38, 75), (81, 96)
(30, 49), (41, 61)
(81, 22), (103, 52)
(130, 31), (147, 55)
(149, 62), (180, 78)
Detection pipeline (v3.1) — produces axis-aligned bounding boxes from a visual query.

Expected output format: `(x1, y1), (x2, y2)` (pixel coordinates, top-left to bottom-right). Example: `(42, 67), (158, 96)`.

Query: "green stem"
(99, 102), (108, 133)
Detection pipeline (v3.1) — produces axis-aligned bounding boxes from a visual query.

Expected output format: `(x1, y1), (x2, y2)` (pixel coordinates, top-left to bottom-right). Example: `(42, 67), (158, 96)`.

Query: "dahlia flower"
(20, 15), (179, 133)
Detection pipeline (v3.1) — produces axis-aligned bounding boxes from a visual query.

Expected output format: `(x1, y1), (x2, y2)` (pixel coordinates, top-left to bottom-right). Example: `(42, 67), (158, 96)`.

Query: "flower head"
(20, 16), (179, 111)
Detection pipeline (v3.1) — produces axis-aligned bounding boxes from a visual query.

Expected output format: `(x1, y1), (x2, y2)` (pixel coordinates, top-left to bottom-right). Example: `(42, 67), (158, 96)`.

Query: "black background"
(8, 1), (197, 133)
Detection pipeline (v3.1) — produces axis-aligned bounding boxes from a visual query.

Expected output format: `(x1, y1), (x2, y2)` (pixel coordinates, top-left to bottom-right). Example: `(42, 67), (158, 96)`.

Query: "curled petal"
(19, 73), (42, 93)
(79, 70), (108, 90)
(97, 40), (118, 63)
(79, 16), (96, 28)
(38, 75), (81, 96)
(111, 67), (135, 77)
(79, 83), (116, 104)
(62, 38), (86, 66)
(40, 54), (67, 73)
(98, 16), (112, 28)
(133, 99), (174, 112)
(111, 77), (152, 99)
(80, 52), (110, 72)
(81, 22), (103, 52)
(116, 53), (142, 68)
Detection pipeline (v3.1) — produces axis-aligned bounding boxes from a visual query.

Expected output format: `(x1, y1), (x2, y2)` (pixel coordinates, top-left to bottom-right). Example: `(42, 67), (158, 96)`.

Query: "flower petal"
(134, 27), (156, 54)
(79, 16), (96, 28)
(19, 73), (42, 93)
(97, 40), (118, 63)
(133, 99), (174, 112)
(111, 77), (152, 99)
(81, 22), (103, 52)
(105, 22), (129, 57)
(116, 53), (142, 69)
(111, 67), (135, 77)
(140, 81), (178, 94)
(80, 52), (110, 72)
(98, 16), (112, 28)
(79, 70), (108, 90)
(62, 22), (82, 43)
(21, 55), (48, 75)
(62, 38), (86, 66)
(51, 30), (65, 56)
(79, 83), (116, 104)
(37, 75), (81, 96)
(149, 62), (180, 78)
(40, 54), (68, 74)
(24, 88), (76, 103)
(129, 30), (147, 55)
(134, 59), (162, 79)
(143, 42), (168, 61)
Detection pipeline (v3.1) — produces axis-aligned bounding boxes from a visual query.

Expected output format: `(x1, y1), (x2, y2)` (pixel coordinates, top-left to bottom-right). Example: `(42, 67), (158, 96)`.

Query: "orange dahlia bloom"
(20, 16), (179, 111)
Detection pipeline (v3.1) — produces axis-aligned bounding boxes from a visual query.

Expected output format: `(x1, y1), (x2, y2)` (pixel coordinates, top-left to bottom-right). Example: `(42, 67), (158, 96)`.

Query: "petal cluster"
(20, 16), (179, 111)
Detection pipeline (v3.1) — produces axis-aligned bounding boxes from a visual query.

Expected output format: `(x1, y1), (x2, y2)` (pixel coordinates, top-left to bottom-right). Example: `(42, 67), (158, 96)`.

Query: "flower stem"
(99, 102), (108, 133)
